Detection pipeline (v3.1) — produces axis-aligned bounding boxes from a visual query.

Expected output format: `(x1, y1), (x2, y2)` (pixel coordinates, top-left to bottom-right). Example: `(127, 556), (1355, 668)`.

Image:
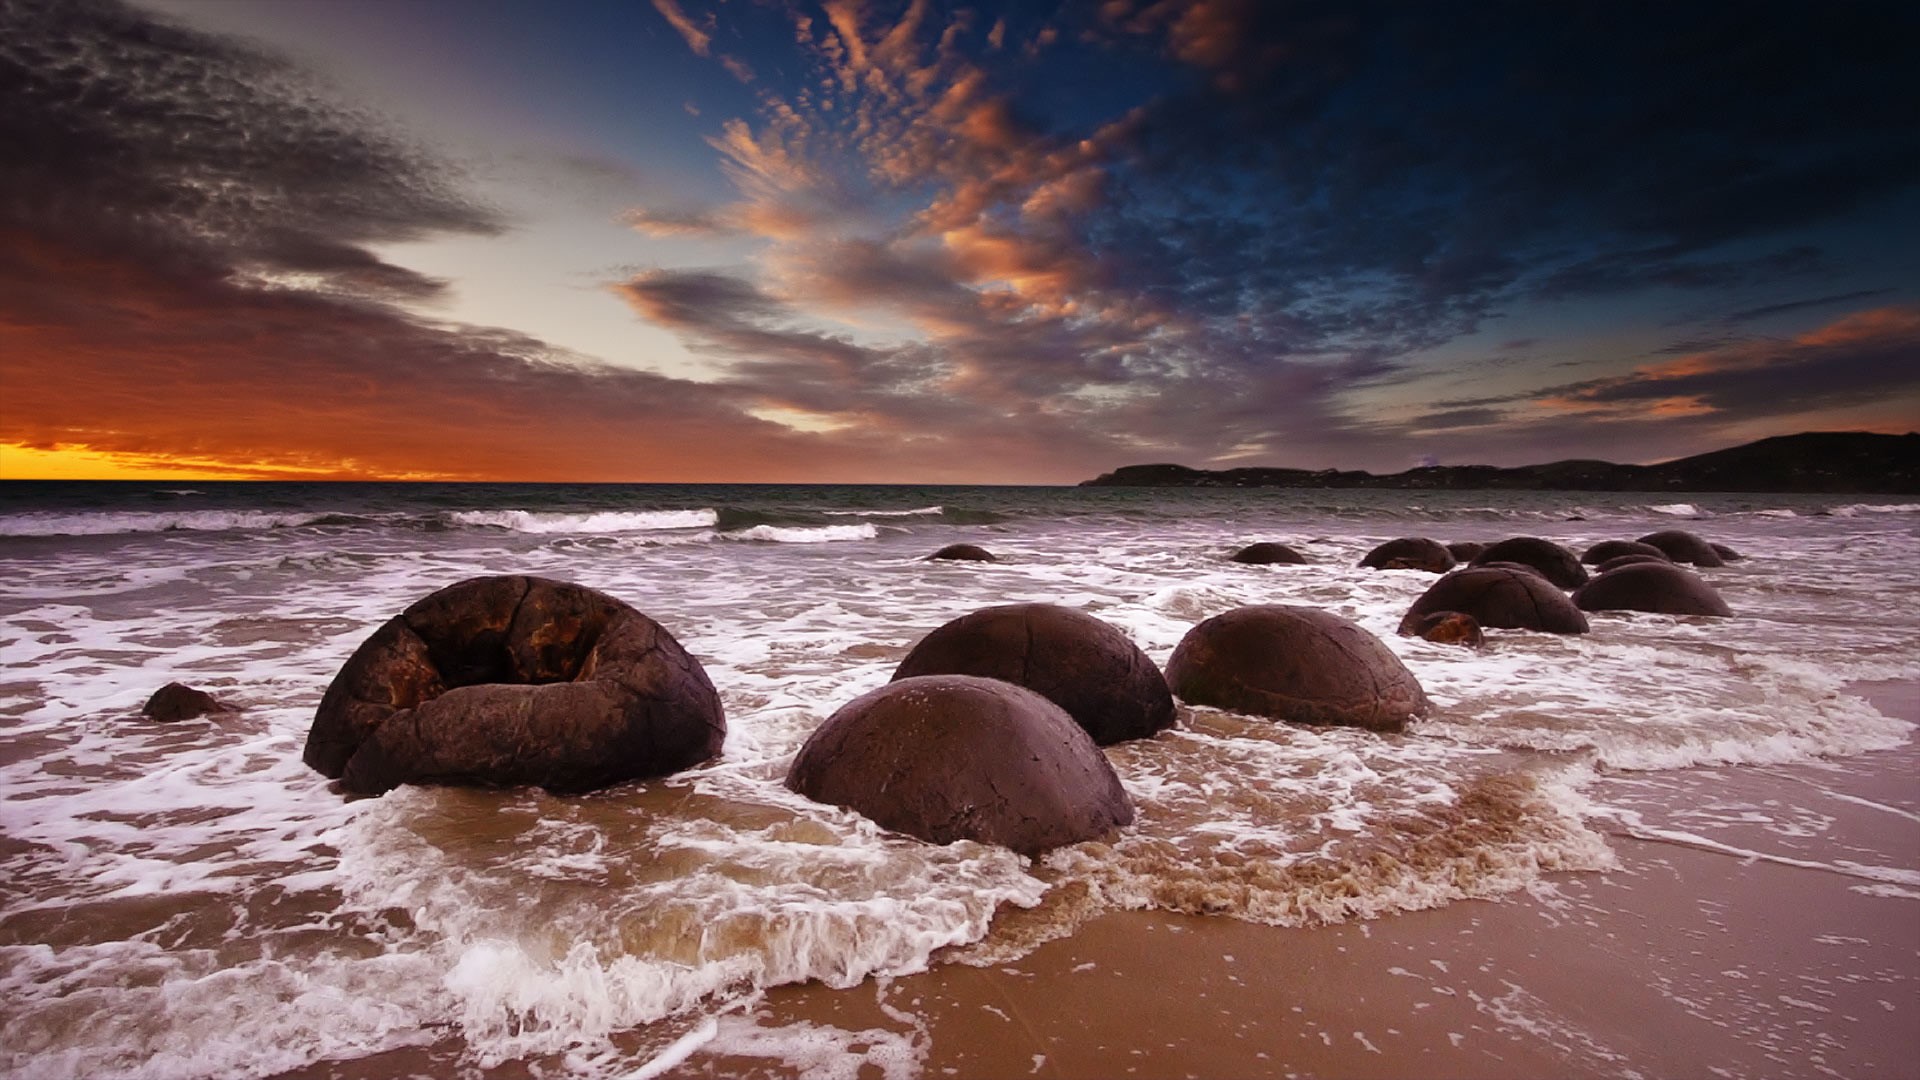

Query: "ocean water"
(1, 481), (1915, 1078)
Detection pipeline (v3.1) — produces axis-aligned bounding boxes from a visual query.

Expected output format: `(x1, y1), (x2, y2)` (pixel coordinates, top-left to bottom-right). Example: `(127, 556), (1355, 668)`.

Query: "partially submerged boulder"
(1166, 606), (1429, 732)
(892, 603), (1174, 745)
(1573, 562), (1733, 617)
(926, 543), (996, 563)
(306, 575), (724, 796)
(1360, 538), (1455, 573)
(1580, 539), (1670, 565)
(1402, 566), (1590, 634)
(786, 675), (1133, 857)
(1636, 529), (1725, 567)
(1446, 541), (1488, 562)
(142, 682), (228, 721)
(1710, 542), (1744, 562)
(1470, 537), (1588, 589)
(1231, 542), (1307, 565)
(1594, 553), (1673, 574)
(1399, 611), (1485, 648)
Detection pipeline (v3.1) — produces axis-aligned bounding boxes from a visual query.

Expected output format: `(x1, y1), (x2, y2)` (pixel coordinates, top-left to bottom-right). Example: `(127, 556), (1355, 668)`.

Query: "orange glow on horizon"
(0, 443), (455, 482)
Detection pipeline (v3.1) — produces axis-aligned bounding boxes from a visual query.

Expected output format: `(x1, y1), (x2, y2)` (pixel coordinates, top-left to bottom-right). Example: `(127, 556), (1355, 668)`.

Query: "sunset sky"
(3, 0), (1917, 482)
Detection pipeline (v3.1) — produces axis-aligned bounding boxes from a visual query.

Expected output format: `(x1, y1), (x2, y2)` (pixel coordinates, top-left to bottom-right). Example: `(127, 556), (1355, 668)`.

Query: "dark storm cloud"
(0, 0), (501, 298)
(1088, 0), (1920, 353)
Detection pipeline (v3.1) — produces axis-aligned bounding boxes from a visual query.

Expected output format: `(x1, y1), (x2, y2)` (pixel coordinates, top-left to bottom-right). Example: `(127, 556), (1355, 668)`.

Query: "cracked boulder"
(305, 575), (724, 796)
(1402, 566), (1590, 635)
(1166, 605), (1430, 732)
(891, 603), (1174, 745)
(1469, 537), (1588, 589)
(1573, 561), (1733, 617)
(786, 675), (1134, 857)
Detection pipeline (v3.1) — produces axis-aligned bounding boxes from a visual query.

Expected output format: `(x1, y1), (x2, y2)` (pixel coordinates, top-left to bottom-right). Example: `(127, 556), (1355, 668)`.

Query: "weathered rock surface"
(1573, 562), (1734, 617)
(1470, 537), (1588, 589)
(1446, 541), (1488, 562)
(785, 675), (1134, 856)
(306, 575), (724, 796)
(1636, 529), (1726, 567)
(1580, 539), (1670, 565)
(1166, 606), (1429, 732)
(1402, 567), (1590, 634)
(926, 543), (997, 563)
(1230, 542), (1307, 565)
(1360, 538), (1455, 573)
(142, 682), (227, 721)
(1595, 553), (1673, 574)
(1399, 611), (1485, 648)
(892, 603), (1174, 745)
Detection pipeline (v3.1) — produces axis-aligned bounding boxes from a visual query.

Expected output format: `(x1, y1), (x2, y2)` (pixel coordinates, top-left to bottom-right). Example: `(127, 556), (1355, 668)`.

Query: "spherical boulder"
(1231, 542), (1307, 565)
(306, 575), (725, 796)
(1399, 611), (1485, 648)
(926, 543), (996, 562)
(1595, 553), (1672, 574)
(1635, 529), (1725, 567)
(1580, 539), (1670, 565)
(1572, 562), (1733, 617)
(1710, 542), (1744, 562)
(1446, 541), (1488, 562)
(892, 603), (1174, 745)
(1165, 606), (1429, 732)
(1401, 567), (1590, 635)
(786, 675), (1133, 857)
(1469, 537), (1588, 589)
(143, 682), (228, 721)
(1360, 538), (1455, 573)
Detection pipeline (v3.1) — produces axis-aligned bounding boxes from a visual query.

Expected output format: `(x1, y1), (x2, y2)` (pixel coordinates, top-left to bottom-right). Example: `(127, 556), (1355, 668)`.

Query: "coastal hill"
(1080, 431), (1920, 494)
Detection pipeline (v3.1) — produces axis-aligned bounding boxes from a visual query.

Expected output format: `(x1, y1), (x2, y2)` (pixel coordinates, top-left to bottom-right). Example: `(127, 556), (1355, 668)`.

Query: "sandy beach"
(678, 679), (1919, 1080)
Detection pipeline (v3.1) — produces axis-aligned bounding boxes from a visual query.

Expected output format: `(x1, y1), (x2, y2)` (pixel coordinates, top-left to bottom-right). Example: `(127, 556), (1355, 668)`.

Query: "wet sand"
(687, 680), (1920, 1079)
(270, 682), (1918, 1079)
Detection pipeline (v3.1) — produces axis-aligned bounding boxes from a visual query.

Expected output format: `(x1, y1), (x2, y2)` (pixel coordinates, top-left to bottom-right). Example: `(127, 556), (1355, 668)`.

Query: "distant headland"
(1080, 431), (1920, 494)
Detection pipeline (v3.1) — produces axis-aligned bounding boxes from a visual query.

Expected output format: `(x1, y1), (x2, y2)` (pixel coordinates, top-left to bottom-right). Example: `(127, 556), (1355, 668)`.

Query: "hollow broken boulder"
(306, 575), (724, 796)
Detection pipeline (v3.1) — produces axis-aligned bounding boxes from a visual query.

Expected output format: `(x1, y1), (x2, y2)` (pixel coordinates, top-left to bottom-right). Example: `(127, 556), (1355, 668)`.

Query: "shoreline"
(678, 678), (1919, 1079)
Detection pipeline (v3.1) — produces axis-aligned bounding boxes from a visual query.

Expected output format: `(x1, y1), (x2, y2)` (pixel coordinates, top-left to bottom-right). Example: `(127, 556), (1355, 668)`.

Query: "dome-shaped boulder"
(1165, 606), (1429, 732)
(926, 543), (996, 562)
(1360, 538), (1455, 573)
(1710, 542), (1744, 562)
(786, 675), (1133, 857)
(1572, 562), (1733, 617)
(1470, 537), (1588, 589)
(1446, 541), (1488, 562)
(306, 575), (725, 796)
(892, 604), (1173, 745)
(1231, 542), (1307, 565)
(1399, 611), (1485, 648)
(1402, 567), (1590, 634)
(1635, 529), (1725, 567)
(1595, 553), (1672, 574)
(1580, 539), (1670, 565)
(143, 682), (229, 721)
